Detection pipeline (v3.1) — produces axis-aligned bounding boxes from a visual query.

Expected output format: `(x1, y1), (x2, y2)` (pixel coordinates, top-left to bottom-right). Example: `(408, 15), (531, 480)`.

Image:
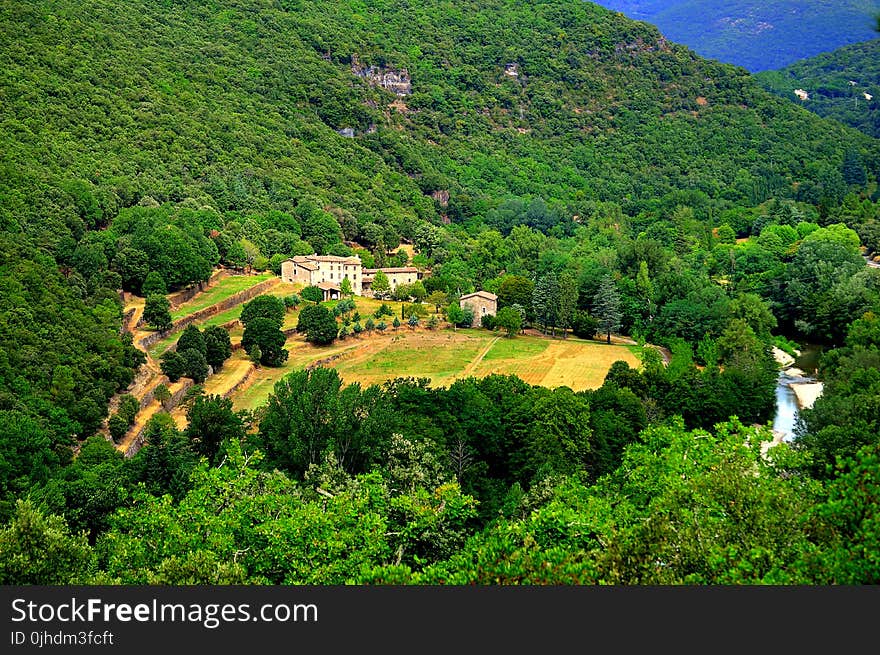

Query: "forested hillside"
(2, 0), (878, 244)
(1, 0), (880, 585)
(756, 39), (880, 139)
(593, 0), (880, 71)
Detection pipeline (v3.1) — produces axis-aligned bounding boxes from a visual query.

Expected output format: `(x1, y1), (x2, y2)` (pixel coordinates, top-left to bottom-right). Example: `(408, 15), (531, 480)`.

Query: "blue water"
(772, 374), (800, 441)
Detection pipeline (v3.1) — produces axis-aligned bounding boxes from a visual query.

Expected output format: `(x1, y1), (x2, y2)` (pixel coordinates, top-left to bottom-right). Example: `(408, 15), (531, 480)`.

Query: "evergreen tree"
(243, 318), (290, 365)
(842, 149), (867, 186)
(296, 305), (338, 346)
(240, 295), (285, 328)
(160, 351), (186, 382)
(557, 271), (578, 338)
(593, 275), (622, 344)
(532, 274), (559, 335)
(179, 348), (209, 383)
(203, 326), (233, 371)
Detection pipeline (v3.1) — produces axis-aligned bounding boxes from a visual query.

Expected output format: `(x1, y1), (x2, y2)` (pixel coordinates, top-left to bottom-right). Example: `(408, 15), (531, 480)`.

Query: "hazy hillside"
(756, 39), (880, 138)
(593, 1), (880, 71)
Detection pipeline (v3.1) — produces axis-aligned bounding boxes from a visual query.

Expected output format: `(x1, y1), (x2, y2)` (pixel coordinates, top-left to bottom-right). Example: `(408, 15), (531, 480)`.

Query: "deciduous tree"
(144, 294), (172, 331)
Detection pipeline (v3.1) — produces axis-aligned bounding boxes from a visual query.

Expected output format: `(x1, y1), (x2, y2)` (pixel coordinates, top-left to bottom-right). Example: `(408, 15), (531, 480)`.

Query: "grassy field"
(332, 331), (487, 388)
(229, 329), (641, 413)
(471, 336), (640, 390)
(170, 273), (274, 320)
(232, 339), (360, 412)
(158, 282), (638, 416)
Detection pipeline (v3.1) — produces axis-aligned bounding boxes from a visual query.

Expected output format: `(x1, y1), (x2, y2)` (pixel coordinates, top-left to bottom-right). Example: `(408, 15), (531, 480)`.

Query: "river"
(771, 345), (823, 442)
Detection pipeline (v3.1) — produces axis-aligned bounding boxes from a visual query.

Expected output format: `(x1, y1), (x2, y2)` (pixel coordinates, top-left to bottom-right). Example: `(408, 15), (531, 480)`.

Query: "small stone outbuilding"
(459, 291), (497, 328)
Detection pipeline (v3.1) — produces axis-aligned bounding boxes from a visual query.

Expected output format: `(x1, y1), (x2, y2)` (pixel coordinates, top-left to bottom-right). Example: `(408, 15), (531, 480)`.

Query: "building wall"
(311, 261), (362, 295)
(387, 270), (418, 290)
(281, 260), (314, 285)
(283, 257), (362, 295)
(460, 296), (497, 328)
(362, 269), (420, 297)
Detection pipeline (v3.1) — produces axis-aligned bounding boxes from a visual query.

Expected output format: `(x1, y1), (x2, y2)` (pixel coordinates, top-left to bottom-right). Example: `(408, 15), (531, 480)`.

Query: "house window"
(482, 307), (486, 314)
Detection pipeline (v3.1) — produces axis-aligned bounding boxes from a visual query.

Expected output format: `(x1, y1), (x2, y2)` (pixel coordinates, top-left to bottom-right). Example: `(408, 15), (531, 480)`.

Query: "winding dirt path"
(108, 271), (278, 456)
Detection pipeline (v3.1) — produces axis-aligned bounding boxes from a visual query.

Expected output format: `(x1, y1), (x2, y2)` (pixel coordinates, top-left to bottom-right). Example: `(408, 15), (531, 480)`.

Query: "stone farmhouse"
(362, 266), (420, 297)
(281, 254), (423, 300)
(459, 291), (497, 327)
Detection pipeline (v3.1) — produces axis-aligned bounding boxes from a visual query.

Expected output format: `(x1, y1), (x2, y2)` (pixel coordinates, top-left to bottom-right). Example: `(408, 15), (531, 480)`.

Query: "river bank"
(771, 344), (824, 441)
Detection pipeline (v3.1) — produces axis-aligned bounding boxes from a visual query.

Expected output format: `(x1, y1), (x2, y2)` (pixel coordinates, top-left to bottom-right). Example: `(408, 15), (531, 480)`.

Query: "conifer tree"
(594, 275), (622, 344)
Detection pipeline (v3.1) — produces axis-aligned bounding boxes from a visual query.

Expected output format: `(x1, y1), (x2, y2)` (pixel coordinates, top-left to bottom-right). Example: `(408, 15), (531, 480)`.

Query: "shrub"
(373, 303), (395, 318)
(301, 285), (323, 304)
(117, 394), (140, 426)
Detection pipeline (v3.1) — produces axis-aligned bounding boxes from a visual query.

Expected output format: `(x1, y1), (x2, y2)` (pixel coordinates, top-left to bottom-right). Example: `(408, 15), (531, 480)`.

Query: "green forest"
(1, 0), (880, 585)
(756, 39), (880, 139)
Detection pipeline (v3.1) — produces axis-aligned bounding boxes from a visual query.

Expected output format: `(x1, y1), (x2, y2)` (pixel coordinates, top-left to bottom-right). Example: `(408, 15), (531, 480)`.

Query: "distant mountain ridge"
(592, 1), (880, 71)
(755, 39), (880, 138)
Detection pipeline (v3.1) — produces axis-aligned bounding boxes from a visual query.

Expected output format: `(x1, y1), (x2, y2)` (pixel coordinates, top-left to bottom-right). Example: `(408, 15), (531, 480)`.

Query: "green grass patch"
(333, 332), (488, 388)
(232, 339), (358, 412)
(482, 335), (548, 361)
(170, 273), (273, 320)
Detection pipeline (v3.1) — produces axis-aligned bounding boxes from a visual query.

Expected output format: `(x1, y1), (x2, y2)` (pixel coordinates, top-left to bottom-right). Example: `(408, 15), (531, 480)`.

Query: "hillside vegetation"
(594, 0), (880, 71)
(2, 0), (877, 249)
(756, 39), (880, 139)
(2, 0), (880, 586)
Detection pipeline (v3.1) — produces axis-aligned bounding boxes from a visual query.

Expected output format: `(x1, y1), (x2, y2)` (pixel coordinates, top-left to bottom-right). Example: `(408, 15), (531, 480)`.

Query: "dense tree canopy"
(1, 0), (880, 588)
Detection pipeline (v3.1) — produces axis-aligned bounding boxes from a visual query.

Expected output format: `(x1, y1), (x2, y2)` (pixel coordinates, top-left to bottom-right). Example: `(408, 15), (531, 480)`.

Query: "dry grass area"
(334, 331), (640, 392)
(228, 330), (641, 412)
(171, 356), (255, 428)
(472, 336), (640, 391)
